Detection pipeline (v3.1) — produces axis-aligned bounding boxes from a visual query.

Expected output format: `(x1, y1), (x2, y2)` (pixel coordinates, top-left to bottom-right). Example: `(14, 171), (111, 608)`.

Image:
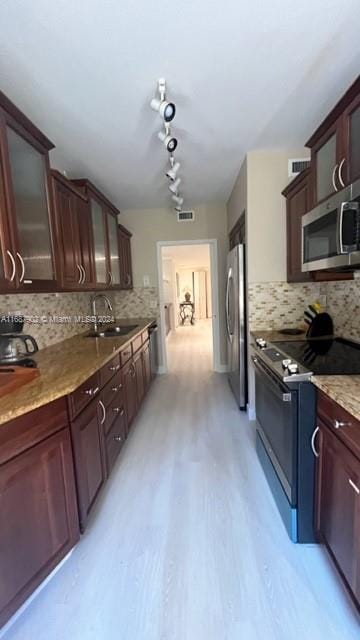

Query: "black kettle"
(0, 334), (38, 365)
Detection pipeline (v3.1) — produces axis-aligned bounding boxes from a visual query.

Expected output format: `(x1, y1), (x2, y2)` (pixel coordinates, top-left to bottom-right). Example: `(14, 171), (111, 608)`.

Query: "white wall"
(119, 203), (228, 365)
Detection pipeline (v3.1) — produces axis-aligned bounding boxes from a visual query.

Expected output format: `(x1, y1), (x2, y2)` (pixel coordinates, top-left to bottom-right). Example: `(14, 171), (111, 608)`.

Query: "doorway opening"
(157, 240), (221, 373)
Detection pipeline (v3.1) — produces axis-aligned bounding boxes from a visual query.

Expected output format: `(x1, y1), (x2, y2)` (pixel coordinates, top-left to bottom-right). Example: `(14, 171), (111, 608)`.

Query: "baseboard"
(215, 364), (229, 373)
(247, 405), (256, 421)
(0, 548), (74, 638)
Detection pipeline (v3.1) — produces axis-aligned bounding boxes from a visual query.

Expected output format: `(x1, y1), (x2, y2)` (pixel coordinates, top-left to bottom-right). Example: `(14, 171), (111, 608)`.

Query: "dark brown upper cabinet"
(282, 169), (312, 283)
(118, 223), (133, 289)
(0, 91), (57, 293)
(306, 75), (360, 205)
(71, 179), (121, 290)
(51, 171), (95, 290)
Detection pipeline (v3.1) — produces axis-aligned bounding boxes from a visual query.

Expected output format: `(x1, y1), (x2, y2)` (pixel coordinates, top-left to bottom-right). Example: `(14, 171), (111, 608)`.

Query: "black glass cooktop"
(272, 338), (360, 375)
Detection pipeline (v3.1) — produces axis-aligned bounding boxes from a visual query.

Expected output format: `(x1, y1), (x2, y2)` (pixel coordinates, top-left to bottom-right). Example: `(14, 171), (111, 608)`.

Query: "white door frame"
(156, 239), (221, 373)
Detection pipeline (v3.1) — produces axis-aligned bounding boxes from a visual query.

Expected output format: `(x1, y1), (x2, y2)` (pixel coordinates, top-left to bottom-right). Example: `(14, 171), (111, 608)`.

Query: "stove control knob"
(287, 363), (299, 375)
(282, 359), (292, 369)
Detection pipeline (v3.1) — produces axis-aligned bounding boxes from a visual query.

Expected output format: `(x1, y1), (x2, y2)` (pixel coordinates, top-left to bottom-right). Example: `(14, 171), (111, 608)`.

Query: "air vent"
(177, 210), (194, 222)
(288, 158), (311, 178)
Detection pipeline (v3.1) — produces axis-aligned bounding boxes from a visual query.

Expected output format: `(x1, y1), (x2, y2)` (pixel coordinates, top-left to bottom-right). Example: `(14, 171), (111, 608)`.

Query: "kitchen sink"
(85, 324), (139, 338)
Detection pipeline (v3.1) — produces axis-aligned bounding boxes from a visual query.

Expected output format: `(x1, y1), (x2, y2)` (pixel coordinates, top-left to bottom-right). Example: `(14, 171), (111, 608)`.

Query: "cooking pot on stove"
(0, 334), (38, 364)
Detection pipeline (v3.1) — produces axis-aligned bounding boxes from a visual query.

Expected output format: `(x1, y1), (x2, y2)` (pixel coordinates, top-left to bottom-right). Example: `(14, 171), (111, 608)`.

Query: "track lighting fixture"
(168, 177), (181, 195)
(158, 124), (177, 152)
(150, 78), (176, 122)
(166, 158), (181, 181)
(172, 194), (184, 206)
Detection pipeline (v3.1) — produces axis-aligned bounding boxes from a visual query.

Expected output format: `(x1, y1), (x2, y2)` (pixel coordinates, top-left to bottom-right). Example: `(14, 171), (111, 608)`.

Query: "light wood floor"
(4, 321), (360, 639)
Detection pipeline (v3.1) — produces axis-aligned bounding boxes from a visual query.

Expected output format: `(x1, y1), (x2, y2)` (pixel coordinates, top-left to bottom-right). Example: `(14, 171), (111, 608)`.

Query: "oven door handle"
(252, 356), (292, 403)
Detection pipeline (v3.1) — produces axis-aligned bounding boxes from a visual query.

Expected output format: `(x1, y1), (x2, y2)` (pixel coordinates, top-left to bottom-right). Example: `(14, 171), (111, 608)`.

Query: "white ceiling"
(162, 244), (210, 269)
(0, 0), (360, 211)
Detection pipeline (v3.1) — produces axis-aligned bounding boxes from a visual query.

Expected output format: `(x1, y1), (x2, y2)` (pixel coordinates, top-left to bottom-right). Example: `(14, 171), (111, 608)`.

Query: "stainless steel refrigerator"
(226, 244), (247, 409)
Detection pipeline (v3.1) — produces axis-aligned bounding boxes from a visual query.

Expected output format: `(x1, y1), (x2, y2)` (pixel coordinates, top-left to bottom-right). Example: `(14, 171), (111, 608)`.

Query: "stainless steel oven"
(301, 185), (359, 272)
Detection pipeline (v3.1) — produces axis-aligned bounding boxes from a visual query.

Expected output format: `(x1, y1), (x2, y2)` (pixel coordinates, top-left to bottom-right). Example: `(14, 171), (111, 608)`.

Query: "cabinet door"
(311, 121), (342, 204)
(316, 423), (360, 603)
(285, 174), (311, 283)
(342, 94), (360, 185)
(118, 228), (133, 289)
(77, 197), (95, 289)
(70, 399), (107, 531)
(90, 197), (108, 286)
(0, 135), (16, 292)
(4, 124), (56, 290)
(123, 360), (138, 430)
(0, 428), (79, 628)
(107, 212), (121, 286)
(142, 341), (151, 393)
(52, 177), (82, 289)
(134, 351), (145, 406)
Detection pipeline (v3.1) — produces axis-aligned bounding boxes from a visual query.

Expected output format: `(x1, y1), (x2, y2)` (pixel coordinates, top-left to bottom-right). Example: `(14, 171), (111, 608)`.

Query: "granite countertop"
(0, 318), (156, 427)
(311, 375), (360, 423)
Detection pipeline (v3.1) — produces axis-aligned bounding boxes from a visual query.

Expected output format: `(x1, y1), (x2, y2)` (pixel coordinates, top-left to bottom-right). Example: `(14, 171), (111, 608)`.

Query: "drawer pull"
(311, 426), (320, 458)
(333, 419), (352, 429)
(85, 386), (99, 396)
(113, 407), (121, 414)
(349, 479), (360, 495)
(99, 400), (106, 425)
(114, 435), (122, 442)
(112, 386), (119, 392)
(109, 364), (120, 372)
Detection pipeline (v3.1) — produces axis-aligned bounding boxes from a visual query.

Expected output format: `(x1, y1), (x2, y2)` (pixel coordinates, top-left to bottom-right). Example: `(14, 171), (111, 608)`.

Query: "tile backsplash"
(0, 287), (159, 351)
(248, 278), (360, 341)
(248, 281), (323, 331)
(326, 279), (360, 342)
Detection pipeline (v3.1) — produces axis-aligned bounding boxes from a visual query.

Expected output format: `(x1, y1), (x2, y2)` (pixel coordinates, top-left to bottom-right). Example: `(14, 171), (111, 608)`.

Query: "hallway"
(3, 328), (359, 640)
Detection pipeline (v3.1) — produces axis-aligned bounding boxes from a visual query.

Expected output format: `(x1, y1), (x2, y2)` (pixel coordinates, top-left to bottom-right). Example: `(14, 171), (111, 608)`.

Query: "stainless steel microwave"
(302, 180), (360, 272)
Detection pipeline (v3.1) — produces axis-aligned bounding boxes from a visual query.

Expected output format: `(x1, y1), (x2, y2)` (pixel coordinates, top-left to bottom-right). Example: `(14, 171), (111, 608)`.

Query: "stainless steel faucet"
(90, 294), (113, 333)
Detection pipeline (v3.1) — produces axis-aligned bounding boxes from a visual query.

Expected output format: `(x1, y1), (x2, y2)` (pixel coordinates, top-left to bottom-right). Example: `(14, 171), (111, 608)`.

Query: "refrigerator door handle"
(225, 267), (233, 342)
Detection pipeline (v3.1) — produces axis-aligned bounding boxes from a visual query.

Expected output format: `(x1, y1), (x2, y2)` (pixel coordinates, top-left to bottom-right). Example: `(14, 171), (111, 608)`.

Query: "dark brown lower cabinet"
(70, 399), (107, 532)
(0, 427), (79, 628)
(142, 340), (151, 393)
(123, 359), (138, 430)
(316, 419), (360, 608)
(134, 349), (145, 406)
(105, 410), (127, 475)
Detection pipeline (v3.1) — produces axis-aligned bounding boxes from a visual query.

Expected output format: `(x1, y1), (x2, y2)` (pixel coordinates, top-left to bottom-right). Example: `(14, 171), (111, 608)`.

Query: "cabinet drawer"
(68, 371), (100, 420)
(132, 334), (142, 354)
(102, 391), (126, 436)
(99, 354), (120, 388)
(101, 369), (124, 409)
(0, 398), (69, 466)
(120, 345), (132, 367)
(105, 411), (127, 475)
(318, 391), (360, 458)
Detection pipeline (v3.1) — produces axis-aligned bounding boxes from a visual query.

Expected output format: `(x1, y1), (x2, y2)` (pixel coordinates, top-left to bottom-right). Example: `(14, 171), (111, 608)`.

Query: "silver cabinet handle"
(81, 265), (86, 284)
(338, 158), (345, 188)
(311, 426), (320, 458)
(108, 271), (113, 286)
(114, 435), (122, 442)
(99, 400), (106, 425)
(333, 419), (352, 429)
(16, 252), (25, 282)
(77, 264), (82, 284)
(332, 164), (339, 192)
(113, 407), (121, 414)
(6, 250), (16, 282)
(85, 386), (99, 396)
(349, 479), (360, 495)
(109, 364), (120, 372)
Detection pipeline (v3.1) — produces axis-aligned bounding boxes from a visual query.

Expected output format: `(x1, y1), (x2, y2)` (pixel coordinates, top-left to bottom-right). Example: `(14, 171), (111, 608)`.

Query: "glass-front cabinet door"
(107, 213), (120, 286)
(343, 95), (360, 185)
(90, 198), (108, 286)
(0, 146), (16, 291)
(6, 125), (55, 288)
